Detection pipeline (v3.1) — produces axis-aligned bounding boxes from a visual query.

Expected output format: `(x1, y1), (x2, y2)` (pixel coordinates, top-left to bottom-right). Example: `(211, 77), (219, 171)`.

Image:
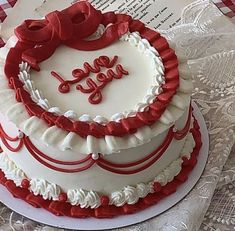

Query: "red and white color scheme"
(0, 0), (16, 22)
(0, 2), (202, 218)
(0, 0), (235, 42)
(212, 0), (235, 17)
(0, 0), (234, 46)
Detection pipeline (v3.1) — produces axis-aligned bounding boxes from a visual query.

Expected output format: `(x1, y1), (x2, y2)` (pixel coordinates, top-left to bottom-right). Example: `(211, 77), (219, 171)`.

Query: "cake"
(0, 2), (202, 218)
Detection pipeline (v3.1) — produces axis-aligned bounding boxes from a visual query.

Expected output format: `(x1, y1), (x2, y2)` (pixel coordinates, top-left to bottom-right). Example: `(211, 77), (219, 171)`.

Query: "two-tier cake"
(0, 2), (202, 218)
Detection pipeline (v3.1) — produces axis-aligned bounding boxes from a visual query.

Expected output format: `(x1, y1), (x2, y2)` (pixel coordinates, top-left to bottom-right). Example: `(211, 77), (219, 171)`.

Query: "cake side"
(0, 103), (191, 193)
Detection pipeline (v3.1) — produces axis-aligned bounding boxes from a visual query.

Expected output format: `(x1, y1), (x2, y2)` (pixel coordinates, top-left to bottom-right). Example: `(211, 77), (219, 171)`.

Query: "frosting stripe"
(0, 124), (23, 152)
(24, 137), (92, 166)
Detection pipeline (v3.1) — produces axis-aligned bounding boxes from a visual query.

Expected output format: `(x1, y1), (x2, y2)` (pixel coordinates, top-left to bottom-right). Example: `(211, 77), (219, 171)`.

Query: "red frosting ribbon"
(14, 2), (129, 71)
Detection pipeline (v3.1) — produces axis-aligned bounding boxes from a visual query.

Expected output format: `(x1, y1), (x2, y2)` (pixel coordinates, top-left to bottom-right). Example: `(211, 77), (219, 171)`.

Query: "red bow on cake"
(14, 1), (129, 70)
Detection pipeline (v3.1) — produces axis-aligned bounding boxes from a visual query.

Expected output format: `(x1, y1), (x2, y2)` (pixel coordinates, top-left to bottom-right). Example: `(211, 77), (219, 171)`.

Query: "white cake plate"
(0, 101), (209, 230)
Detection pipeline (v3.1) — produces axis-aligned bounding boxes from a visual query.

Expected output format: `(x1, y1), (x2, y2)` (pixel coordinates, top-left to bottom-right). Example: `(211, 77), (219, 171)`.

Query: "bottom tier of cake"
(0, 116), (202, 218)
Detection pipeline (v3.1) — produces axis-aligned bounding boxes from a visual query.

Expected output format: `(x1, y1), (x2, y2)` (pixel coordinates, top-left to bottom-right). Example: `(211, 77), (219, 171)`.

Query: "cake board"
(0, 101), (209, 230)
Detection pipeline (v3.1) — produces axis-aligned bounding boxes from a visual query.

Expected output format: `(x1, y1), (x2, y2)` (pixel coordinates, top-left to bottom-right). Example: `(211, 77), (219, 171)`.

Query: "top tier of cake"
(0, 1), (193, 155)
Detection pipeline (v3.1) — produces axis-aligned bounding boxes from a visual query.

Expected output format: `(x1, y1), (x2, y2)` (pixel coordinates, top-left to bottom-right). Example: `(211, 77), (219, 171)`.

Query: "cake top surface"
(24, 31), (162, 121)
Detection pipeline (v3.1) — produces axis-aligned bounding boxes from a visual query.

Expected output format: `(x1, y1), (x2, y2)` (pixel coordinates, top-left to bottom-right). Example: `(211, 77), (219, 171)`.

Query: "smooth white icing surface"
(29, 32), (160, 119)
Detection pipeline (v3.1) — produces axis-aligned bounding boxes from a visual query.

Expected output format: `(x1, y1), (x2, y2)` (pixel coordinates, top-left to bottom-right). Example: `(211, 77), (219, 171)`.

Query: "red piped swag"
(0, 124), (23, 152)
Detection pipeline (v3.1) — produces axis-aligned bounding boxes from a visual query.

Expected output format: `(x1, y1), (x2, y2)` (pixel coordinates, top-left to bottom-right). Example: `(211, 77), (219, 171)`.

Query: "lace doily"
(1, 0), (235, 230)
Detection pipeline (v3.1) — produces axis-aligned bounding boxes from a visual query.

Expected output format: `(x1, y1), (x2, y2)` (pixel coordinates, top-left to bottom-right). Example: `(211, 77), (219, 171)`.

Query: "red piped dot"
(59, 192), (68, 202)
(0, 176), (7, 184)
(21, 179), (30, 189)
(101, 195), (110, 206)
(153, 182), (162, 192)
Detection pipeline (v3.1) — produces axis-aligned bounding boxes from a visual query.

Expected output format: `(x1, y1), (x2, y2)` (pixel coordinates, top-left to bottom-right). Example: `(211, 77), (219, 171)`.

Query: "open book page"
(37, 0), (194, 29)
(90, 0), (194, 29)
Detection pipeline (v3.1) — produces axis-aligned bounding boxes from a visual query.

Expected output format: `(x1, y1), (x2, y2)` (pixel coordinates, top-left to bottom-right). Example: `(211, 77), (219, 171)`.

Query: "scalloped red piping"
(0, 124), (23, 152)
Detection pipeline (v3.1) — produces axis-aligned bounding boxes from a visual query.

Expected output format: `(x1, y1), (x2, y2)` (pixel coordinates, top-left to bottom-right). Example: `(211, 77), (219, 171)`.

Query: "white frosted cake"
(0, 2), (202, 218)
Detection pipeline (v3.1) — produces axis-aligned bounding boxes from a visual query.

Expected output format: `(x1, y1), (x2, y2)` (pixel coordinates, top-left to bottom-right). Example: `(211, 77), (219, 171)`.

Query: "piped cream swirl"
(0, 152), (25, 186)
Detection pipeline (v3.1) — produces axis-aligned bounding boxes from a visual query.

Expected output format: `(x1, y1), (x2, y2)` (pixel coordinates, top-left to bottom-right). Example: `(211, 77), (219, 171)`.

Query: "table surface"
(0, 1), (235, 231)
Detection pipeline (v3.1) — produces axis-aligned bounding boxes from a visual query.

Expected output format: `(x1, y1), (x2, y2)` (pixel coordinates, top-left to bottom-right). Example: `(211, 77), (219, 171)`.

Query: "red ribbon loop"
(14, 2), (127, 71)
(45, 11), (74, 41)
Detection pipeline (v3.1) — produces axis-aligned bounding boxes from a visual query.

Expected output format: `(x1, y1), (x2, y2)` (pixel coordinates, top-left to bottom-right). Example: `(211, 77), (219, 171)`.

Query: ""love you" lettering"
(51, 55), (129, 104)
